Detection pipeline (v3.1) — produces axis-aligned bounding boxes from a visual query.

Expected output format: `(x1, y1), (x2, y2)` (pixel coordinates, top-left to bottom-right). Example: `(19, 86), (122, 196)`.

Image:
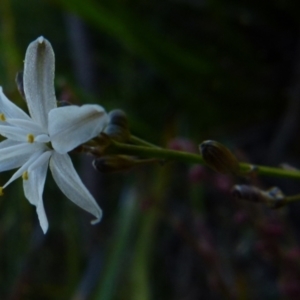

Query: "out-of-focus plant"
(2, 0), (300, 299)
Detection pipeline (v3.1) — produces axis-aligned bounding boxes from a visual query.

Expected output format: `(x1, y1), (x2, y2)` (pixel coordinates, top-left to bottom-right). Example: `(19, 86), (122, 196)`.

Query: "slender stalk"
(104, 140), (300, 180)
(108, 140), (205, 163)
(285, 194), (300, 204)
(129, 135), (161, 148)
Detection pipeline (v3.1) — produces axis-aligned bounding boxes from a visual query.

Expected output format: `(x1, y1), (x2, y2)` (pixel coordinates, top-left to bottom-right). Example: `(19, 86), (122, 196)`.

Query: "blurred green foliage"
(0, 0), (300, 299)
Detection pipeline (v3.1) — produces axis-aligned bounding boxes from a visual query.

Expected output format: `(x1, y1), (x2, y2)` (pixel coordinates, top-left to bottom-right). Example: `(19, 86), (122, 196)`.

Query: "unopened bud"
(231, 184), (285, 208)
(232, 185), (265, 203)
(108, 109), (128, 128)
(104, 109), (130, 142)
(199, 140), (240, 174)
(15, 71), (26, 100)
(267, 187), (286, 208)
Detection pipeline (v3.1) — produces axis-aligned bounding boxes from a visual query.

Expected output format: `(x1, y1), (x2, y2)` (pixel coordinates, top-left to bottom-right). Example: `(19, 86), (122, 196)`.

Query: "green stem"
(105, 140), (300, 180)
(129, 135), (161, 148)
(285, 194), (300, 203)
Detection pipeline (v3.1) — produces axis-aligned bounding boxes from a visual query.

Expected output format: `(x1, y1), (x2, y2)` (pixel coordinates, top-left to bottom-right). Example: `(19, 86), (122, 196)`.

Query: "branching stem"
(102, 139), (300, 180)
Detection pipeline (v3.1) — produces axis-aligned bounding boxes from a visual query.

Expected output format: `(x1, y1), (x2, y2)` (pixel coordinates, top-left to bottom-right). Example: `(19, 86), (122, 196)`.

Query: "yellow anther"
(22, 171), (29, 180)
(27, 134), (35, 143)
(0, 187), (4, 196)
(0, 113), (6, 121)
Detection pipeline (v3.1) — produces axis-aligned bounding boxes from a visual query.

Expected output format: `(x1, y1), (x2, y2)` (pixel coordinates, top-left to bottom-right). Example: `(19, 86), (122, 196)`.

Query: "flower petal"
(23, 155), (49, 233)
(28, 150), (52, 172)
(0, 139), (20, 149)
(48, 104), (108, 154)
(0, 124), (45, 142)
(0, 140), (31, 171)
(23, 36), (57, 130)
(49, 152), (102, 223)
(5, 118), (45, 134)
(0, 87), (31, 120)
(0, 142), (46, 172)
(3, 149), (48, 188)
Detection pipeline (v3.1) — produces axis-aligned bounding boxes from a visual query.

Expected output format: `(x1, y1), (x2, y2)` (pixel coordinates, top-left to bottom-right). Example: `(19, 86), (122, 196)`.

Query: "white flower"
(0, 36), (108, 233)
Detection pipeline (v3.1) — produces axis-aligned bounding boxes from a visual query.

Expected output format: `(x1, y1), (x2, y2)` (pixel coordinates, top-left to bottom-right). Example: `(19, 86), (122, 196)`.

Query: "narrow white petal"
(36, 199), (48, 233)
(3, 149), (47, 188)
(0, 125), (29, 141)
(23, 157), (49, 233)
(28, 150), (52, 172)
(48, 104), (108, 154)
(0, 139), (20, 149)
(0, 125), (42, 142)
(5, 118), (45, 133)
(0, 87), (31, 120)
(23, 36), (57, 130)
(0, 142), (45, 172)
(0, 141), (31, 171)
(49, 152), (102, 223)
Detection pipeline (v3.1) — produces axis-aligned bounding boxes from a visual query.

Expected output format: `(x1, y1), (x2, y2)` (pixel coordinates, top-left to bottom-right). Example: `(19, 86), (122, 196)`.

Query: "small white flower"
(0, 36), (108, 233)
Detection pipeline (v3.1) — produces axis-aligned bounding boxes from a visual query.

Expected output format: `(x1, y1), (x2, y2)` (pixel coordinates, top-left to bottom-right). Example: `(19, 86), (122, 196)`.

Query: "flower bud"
(199, 140), (240, 174)
(231, 184), (285, 207)
(108, 109), (128, 128)
(104, 109), (130, 142)
(232, 185), (264, 203)
(266, 186), (286, 208)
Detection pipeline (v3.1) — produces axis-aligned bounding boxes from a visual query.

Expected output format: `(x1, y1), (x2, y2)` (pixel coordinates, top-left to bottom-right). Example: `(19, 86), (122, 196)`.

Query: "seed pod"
(104, 109), (130, 142)
(199, 140), (240, 174)
(15, 71), (26, 100)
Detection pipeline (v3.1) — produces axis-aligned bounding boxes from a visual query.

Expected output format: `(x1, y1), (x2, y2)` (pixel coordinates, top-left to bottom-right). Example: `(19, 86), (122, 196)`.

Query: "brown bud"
(231, 184), (285, 208)
(199, 140), (240, 174)
(266, 186), (286, 208)
(104, 109), (130, 142)
(108, 109), (128, 128)
(232, 185), (266, 203)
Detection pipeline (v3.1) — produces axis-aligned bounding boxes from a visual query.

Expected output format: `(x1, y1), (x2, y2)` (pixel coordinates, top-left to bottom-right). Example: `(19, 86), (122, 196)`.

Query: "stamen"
(22, 171), (29, 180)
(0, 187), (4, 196)
(0, 113), (6, 121)
(27, 134), (35, 143)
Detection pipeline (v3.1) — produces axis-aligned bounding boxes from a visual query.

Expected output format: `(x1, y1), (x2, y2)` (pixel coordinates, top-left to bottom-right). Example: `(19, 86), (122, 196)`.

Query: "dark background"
(0, 0), (300, 299)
